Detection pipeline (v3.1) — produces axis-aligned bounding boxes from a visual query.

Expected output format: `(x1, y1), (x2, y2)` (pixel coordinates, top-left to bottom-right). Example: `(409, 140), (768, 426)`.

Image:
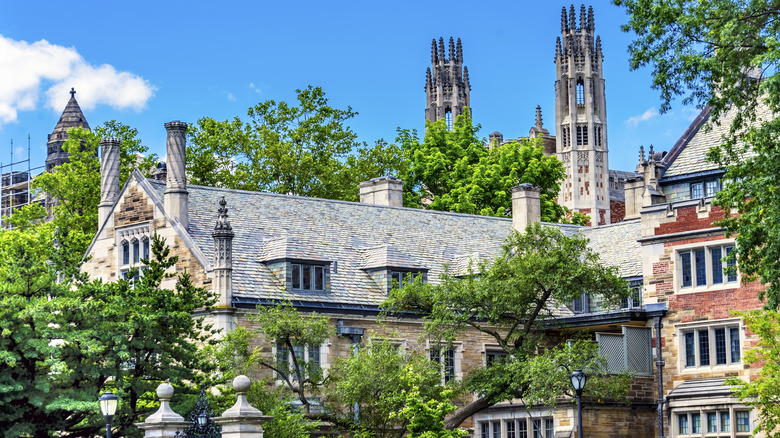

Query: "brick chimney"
(98, 137), (121, 226)
(512, 184), (541, 232)
(359, 176), (404, 207)
(164, 121), (188, 228)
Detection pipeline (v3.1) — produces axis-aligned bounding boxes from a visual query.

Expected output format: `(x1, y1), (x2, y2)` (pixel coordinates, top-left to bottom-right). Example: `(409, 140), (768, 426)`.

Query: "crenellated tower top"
(425, 37), (471, 129)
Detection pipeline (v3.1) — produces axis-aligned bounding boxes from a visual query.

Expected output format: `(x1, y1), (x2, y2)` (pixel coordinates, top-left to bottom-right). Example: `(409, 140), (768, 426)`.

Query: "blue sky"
(0, 0), (700, 176)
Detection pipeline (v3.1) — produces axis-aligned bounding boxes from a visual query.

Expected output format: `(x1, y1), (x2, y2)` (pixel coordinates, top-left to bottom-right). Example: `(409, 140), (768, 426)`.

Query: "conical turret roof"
(46, 88), (91, 171)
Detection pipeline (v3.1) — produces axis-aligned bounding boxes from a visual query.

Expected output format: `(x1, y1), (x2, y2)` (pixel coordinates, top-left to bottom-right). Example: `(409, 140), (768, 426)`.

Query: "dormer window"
(291, 263), (327, 292)
(390, 270), (424, 290)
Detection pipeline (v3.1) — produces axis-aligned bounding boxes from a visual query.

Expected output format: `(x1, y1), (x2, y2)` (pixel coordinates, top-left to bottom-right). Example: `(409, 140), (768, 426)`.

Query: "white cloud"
(227, 92), (236, 101)
(249, 83), (262, 94)
(625, 107), (658, 127)
(0, 35), (155, 127)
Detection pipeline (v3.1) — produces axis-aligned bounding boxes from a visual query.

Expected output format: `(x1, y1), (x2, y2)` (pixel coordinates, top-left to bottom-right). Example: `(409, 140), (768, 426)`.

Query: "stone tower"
(425, 37), (471, 129)
(555, 5), (609, 225)
(46, 88), (90, 172)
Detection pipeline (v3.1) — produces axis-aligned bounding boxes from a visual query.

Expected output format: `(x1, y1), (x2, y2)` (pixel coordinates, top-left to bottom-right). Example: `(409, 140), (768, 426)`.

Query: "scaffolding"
(1, 135), (44, 228)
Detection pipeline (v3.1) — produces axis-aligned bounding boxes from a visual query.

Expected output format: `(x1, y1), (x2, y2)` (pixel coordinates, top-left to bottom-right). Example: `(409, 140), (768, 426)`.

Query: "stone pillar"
(135, 382), (189, 437)
(212, 196), (235, 335)
(164, 121), (189, 229)
(623, 177), (645, 220)
(359, 177), (404, 207)
(98, 137), (121, 227)
(512, 184), (542, 233)
(214, 376), (272, 438)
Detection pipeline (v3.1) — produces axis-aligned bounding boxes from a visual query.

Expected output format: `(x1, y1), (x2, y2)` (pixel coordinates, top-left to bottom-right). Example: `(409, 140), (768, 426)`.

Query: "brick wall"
(610, 200), (625, 223)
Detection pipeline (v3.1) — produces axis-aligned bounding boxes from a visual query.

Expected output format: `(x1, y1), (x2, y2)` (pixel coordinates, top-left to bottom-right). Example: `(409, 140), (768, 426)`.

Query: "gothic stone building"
(79, 4), (766, 438)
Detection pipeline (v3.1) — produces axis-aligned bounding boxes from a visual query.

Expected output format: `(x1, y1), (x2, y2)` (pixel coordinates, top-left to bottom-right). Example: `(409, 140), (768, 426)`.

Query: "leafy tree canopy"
(383, 223), (631, 428)
(398, 111), (586, 224)
(187, 86), (404, 201)
(614, 0), (780, 307)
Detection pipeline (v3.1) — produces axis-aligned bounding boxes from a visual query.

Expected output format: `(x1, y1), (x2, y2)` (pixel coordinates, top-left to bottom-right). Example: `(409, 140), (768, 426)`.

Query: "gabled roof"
(141, 179), (643, 307)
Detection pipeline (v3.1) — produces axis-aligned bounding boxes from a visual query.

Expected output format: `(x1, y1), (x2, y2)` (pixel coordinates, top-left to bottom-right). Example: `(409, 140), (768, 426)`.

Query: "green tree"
(726, 310), (780, 437)
(398, 111), (584, 224)
(94, 120), (159, 186)
(187, 86), (404, 201)
(383, 223), (631, 428)
(325, 338), (445, 438)
(614, 0), (780, 307)
(391, 368), (466, 438)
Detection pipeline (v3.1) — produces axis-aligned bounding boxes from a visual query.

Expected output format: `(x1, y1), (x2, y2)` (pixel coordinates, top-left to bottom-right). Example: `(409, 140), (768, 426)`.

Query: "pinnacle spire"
(463, 66), (470, 87)
(426, 67), (432, 90)
(213, 196), (234, 235)
(431, 39), (438, 63)
(438, 37), (445, 63)
(579, 5), (586, 31)
(569, 5), (576, 33)
(456, 38), (463, 62)
(588, 5), (595, 30)
(535, 105), (543, 130)
(639, 145), (645, 164)
(449, 37), (455, 63)
(561, 7), (568, 32)
(555, 36), (562, 61)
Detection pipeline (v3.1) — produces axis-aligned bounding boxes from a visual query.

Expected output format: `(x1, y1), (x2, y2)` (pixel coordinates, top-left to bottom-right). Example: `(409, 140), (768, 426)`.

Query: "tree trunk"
(444, 397), (495, 430)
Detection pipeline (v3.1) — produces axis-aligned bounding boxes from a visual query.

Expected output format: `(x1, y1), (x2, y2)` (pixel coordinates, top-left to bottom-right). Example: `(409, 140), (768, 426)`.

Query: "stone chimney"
(213, 196), (235, 336)
(359, 177), (403, 207)
(164, 121), (188, 228)
(512, 184), (542, 232)
(98, 137), (121, 226)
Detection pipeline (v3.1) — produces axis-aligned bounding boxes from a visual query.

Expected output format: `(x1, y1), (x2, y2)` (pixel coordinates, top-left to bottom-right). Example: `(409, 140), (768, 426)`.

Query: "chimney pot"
(164, 121), (189, 228)
(98, 137), (121, 227)
(512, 184), (542, 232)
(359, 176), (404, 207)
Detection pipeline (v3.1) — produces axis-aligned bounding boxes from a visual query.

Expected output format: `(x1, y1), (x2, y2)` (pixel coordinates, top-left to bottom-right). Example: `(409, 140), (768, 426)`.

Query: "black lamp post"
(570, 369), (588, 438)
(98, 392), (119, 438)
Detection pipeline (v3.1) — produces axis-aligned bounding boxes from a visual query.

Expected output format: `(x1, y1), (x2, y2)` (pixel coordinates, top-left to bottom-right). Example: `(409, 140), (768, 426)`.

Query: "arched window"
(142, 237), (150, 261)
(132, 238), (140, 264)
(445, 109), (453, 131)
(576, 80), (585, 106)
(121, 240), (130, 265)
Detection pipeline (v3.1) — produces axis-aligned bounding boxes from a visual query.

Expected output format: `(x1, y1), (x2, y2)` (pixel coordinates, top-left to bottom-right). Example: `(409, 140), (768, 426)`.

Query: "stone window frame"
(290, 262), (327, 292)
(115, 222), (151, 281)
(674, 318), (743, 373)
(477, 413), (555, 438)
(272, 338), (331, 383)
(369, 336), (409, 352)
(674, 240), (739, 293)
(427, 340), (463, 384)
(671, 404), (752, 437)
(481, 343), (509, 367)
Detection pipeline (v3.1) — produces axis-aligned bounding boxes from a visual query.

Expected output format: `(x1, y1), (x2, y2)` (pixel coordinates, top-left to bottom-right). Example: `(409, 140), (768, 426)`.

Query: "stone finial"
(448, 37), (455, 63)
(70, 87), (76, 98)
(438, 37), (446, 63)
(456, 38), (463, 62)
(556, 37), (562, 61)
(596, 35), (603, 58)
(648, 144), (655, 163)
(214, 196), (233, 233)
(431, 39), (437, 63)
(639, 145), (646, 165)
(145, 381), (185, 423)
(579, 4), (586, 31)
(222, 376), (263, 418)
(464, 66), (470, 86)
(535, 105), (544, 130)
(426, 67), (432, 90)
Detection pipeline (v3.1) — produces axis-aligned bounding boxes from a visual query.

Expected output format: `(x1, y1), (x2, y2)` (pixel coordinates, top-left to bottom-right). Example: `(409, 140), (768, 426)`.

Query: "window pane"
(691, 413), (700, 433)
(314, 266), (324, 291)
(730, 327), (741, 363)
(711, 247), (723, 284)
(706, 180), (720, 196)
(715, 328), (727, 364)
(532, 419), (542, 438)
(444, 349), (455, 383)
(721, 411), (730, 432)
(707, 412), (717, 433)
(430, 348), (440, 363)
(142, 237), (150, 260)
(492, 421), (501, 438)
(736, 411), (750, 432)
(679, 414), (688, 434)
(518, 420), (528, 438)
(691, 182), (704, 198)
(481, 423), (489, 438)
(681, 252), (692, 287)
(309, 344), (321, 371)
(507, 420), (515, 438)
(292, 264), (301, 289)
(684, 331), (696, 367)
(698, 330), (710, 366)
(544, 419), (554, 438)
(122, 241), (129, 265)
(303, 265), (312, 290)
(694, 249), (706, 286)
(573, 295), (584, 313)
(726, 246), (737, 282)
(276, 342), (290, 377)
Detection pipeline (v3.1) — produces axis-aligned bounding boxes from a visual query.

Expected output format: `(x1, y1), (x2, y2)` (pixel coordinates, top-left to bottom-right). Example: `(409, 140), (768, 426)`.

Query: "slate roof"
(147, 180), (641, 306)
(584, 219), (643, 278)
(663, 104), (769, 179)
